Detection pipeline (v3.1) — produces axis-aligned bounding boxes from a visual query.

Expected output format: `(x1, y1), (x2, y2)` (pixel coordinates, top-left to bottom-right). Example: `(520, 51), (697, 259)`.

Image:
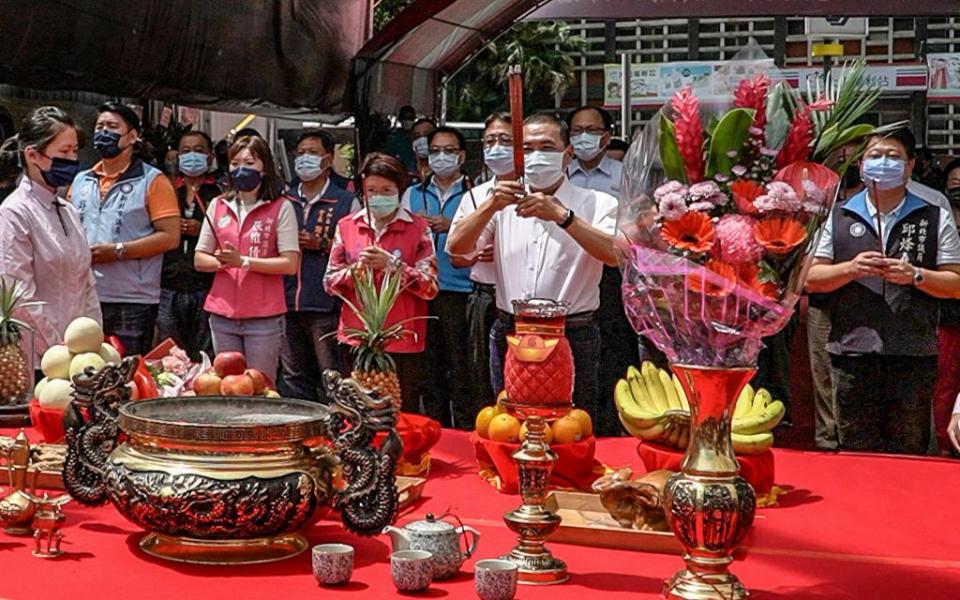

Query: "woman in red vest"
(194, 136), (300, 383)
(324, 153), (438, 412)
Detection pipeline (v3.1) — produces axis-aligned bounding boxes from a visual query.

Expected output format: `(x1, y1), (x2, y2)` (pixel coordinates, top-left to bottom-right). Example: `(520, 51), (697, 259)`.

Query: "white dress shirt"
(446, 178), (497, 285)
(567, 154), (623, 199)
(480, 177), (618, 314)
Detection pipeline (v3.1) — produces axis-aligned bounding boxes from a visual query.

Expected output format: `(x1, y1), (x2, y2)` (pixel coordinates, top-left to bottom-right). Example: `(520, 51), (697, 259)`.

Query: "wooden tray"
(0, 438), (65, 490)
(397, 476), (427, 511)
(545, 491), (682, 555)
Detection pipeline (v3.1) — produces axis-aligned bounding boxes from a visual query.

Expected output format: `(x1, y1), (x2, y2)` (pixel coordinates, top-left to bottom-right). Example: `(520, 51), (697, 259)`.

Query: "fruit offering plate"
(544, 491), (683, 554)
(637, 441), (775, 495)
(470, 432), (605, 494)
(375, 413), (442, 478)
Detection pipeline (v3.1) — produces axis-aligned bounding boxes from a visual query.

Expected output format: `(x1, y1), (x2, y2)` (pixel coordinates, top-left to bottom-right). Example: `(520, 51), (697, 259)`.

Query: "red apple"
(193, 372), (223, 396)
(244, 369), (268, 395)
(221, 374), (255, 396)
(214, 352), (247, 377)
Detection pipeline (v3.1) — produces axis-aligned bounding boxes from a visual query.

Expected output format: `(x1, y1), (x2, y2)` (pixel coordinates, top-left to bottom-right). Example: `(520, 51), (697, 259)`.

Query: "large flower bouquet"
(619, 54), (895, 366)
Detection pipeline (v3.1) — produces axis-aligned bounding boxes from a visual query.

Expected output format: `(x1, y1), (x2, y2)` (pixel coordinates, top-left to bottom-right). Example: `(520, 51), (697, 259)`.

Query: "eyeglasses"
(483, 134), (513, 146)
(569, 127), (607, 136)
(429, 147), (461, 155)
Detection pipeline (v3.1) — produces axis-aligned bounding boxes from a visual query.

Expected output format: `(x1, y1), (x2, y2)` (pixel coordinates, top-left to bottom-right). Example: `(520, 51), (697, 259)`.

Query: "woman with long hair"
(194, 136), (300, 382)
(0, 106), (101, 363)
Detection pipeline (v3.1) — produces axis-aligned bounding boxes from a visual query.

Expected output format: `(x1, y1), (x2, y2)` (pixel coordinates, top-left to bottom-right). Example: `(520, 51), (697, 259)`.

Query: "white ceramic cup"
(474, 559), (519, 600)
(391, 549), (434, 592)
(312, 543), (354, 586)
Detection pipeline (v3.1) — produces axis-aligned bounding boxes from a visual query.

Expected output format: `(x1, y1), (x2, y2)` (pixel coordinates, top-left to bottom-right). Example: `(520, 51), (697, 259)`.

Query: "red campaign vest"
(204, 196), (288, 319)
(336, 214), (430, 354)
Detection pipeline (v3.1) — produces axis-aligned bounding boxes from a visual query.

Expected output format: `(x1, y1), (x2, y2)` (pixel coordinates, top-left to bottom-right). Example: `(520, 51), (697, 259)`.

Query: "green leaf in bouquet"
(812, 124), (841, 160)
(758, 260), (782, 285)
(659, 117), (687, 183)
(705, 108), (755, 179)
(764, 82), (794, 151)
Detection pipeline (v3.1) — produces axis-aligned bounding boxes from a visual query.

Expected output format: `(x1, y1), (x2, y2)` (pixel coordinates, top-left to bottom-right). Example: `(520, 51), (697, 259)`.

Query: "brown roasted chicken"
(591, 467), (673, 532)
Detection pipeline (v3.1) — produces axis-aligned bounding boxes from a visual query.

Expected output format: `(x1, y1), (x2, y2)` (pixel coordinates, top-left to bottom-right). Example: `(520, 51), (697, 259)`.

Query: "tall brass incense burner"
(663, 365), (757, 600)
(62, 358), (402, 565)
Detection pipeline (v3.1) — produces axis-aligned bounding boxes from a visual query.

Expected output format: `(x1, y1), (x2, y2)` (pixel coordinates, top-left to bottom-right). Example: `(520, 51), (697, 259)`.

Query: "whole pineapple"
(338, 266), (418, 410)
(0, 278), (40, 405)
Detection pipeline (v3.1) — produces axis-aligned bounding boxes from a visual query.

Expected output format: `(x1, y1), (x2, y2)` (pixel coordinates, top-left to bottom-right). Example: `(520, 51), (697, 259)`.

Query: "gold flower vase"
(662, 365), (757, 600)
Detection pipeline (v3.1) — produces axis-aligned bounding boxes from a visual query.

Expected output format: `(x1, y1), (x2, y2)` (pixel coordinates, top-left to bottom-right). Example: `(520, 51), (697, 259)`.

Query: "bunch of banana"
(613, 362), (785, 455)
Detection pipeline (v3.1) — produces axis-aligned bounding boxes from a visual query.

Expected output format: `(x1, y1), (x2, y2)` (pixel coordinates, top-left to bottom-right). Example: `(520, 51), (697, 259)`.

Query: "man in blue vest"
(402, 125), (474, 427)
(72, 103), (181, 356)
(806, 128), (960, 455)
(280, 129), (356, 402)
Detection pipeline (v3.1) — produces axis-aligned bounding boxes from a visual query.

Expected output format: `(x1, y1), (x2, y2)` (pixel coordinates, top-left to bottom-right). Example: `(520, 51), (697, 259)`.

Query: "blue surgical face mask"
(524, 150), (566, 190)
(571, 132), (603, 161)
(368, 194), (400, 217)
(230, 166), (263, 192)
(412, 137), (429, 159)
(428, 151), (461, 178)
(178, 152), (209, 177)
(294, 153), (327, 182)
(39, 154), (80, 188)
(483, 145), (514, 177)
(861, 156), (906, 191)
(93, 129), (123, 159)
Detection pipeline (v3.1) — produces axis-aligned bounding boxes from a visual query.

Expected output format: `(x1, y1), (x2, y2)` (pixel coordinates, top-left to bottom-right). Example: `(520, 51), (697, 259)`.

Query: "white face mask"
(571, 132), (604, 161)
(412, 137), (429, 159)
(524, 150), (566, 190)
(483, 145), (514, 177)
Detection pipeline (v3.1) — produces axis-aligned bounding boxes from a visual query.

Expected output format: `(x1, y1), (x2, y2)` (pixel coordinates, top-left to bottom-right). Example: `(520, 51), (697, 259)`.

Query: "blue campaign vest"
(73, 159), (165, 304)
(405, 177), (474, 293)
(283, 182), (356, 312)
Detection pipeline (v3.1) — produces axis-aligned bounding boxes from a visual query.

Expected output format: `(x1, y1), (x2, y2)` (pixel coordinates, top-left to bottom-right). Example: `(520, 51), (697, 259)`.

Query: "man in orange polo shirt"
(71, 103), (180, 356)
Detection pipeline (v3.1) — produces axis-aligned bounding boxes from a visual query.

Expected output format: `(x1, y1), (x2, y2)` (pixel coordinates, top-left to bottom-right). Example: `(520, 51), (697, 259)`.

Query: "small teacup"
(391, 550), (434, 592)
(312, 543), (354, 586)
(474, 559), (518, 600)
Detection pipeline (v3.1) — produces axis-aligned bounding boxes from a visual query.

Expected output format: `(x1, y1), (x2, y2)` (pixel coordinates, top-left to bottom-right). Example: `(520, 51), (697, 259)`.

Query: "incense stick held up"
(870, 178), (884, 257)
(507, 65), (525, 182)
(194, 195), (223, 251)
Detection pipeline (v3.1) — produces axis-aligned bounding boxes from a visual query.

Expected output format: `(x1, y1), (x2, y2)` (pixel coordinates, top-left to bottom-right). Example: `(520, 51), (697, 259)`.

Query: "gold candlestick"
(501, 414), (568, 585)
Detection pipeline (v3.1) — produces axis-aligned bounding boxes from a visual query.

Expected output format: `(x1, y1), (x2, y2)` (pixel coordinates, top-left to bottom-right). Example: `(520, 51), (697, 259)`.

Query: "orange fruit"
(488, 413), (521, 443)
(475, 406), (498, 439)
(551, 415), (583, 444)
(568, 409), (593, 438)
(519, 420), (554, 444)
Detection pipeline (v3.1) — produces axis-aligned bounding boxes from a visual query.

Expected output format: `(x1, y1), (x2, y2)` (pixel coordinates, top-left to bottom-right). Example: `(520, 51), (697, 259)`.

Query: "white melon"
(64, 317), (104, 354)
(40, 345), (73, 379)
(98, 342), (122, 364)
(38, 378), (74, 410)
(69, 352), (106, 378)
(34, 377), (49, 398)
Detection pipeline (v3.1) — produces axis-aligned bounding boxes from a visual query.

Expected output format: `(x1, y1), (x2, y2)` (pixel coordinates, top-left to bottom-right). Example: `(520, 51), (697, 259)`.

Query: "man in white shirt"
(566, 105), (636, 436)
(447, 112), (513, 421)
(447, 113), (618, 425)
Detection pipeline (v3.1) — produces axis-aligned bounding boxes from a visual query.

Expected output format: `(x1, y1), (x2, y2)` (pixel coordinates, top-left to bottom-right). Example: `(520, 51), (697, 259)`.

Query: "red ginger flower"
(671, 87), (705, 183)
(733, 73), (770, 136)
(777, 104), (815, 169)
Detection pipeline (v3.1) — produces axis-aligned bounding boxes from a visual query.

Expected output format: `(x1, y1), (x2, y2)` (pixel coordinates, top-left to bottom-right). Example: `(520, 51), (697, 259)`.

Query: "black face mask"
(40, 155), (80, 187)
(843, 164), (861, 191)
(947, 187), (960, 207)
(93, 129), (123, 158)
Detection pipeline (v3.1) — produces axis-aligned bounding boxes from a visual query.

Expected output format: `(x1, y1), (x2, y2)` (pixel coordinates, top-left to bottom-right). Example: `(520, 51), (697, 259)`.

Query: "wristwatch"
(114, 242), (127, 261)
(913, 267), (925, 286)
(558, 208), (576, 230)
(241, 257), (251, 271)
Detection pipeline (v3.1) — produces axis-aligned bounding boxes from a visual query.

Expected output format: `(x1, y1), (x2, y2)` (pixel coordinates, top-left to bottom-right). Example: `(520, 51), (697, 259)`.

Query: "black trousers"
(597, 266), (640, 436)
(466, 283), (497, 427)
(829, 353), (935, 455)
(423, 291), (471, 428)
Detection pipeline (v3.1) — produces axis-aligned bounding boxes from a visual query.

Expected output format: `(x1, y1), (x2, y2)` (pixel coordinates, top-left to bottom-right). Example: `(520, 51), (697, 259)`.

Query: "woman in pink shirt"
(194, 136), (300, 382)
(324, 153), (438, 412)
(0, 106), (101, 365)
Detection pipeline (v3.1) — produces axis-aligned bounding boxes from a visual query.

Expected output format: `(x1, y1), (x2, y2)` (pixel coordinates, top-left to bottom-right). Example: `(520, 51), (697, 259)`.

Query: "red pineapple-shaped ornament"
(503, 299), (574, 419)
(671, 87), (706, 184)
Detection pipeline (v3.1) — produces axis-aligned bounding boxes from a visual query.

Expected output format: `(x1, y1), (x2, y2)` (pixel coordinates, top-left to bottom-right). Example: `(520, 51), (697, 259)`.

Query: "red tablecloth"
(2, 428), (959, 599)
